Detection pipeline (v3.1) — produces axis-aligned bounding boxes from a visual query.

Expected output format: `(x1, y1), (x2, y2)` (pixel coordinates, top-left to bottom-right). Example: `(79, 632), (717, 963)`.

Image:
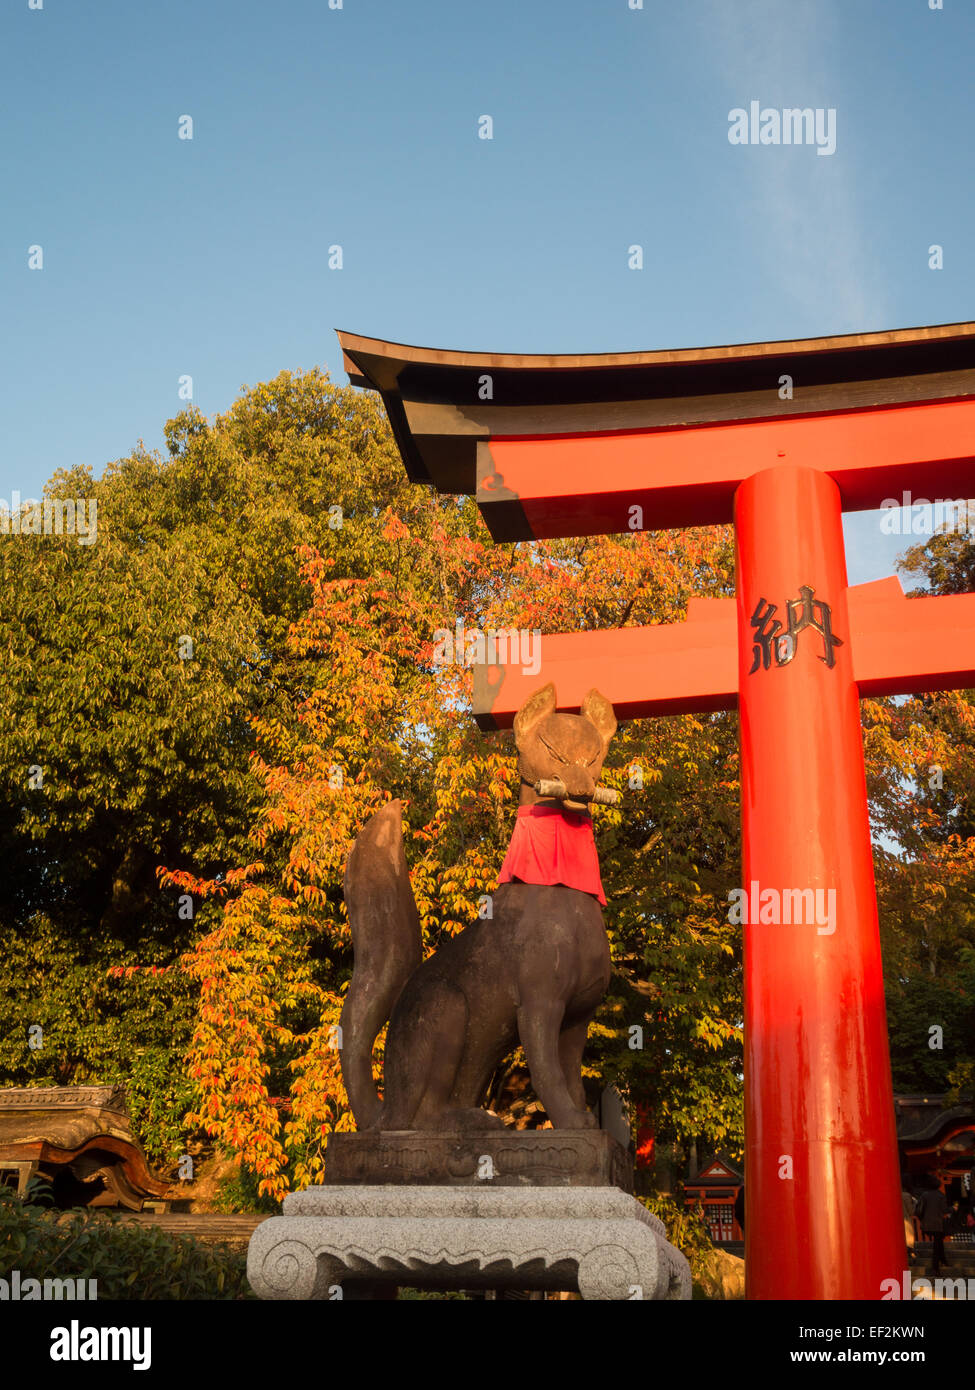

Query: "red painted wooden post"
(735, 466), (905, 1298)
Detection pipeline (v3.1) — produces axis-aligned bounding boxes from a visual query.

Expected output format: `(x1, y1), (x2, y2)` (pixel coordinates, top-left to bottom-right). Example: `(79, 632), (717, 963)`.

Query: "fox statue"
(339, 682), (618, 1132)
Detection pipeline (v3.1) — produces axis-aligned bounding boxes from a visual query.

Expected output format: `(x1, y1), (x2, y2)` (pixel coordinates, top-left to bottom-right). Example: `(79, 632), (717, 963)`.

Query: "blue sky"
(2, 0), (972, 583)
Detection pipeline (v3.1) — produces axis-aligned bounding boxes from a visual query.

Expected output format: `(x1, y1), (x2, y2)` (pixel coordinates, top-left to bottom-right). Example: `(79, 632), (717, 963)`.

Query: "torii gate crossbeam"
(338, 321), (975, 1300)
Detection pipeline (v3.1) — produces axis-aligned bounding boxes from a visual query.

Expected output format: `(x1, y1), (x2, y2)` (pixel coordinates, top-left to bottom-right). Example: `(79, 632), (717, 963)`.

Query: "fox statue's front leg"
(517, 1003), (598, 1129)
(504, 879), (611, 1130)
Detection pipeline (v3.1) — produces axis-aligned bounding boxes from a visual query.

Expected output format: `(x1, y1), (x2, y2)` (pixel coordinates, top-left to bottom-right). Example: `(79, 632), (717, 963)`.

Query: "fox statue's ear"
(513, 682), (557, 744)
(581, 688), (617, 747)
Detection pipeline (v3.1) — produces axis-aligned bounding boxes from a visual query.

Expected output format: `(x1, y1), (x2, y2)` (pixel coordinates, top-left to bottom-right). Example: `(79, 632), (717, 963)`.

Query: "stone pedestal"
(247, 1185), (691, 1301)
(320, 1127), (633, 1191)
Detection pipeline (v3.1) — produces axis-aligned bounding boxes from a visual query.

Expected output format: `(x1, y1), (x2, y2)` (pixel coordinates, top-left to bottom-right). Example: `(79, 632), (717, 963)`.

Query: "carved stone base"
(321, 1128), (633, 1193)
(246, 1186), (691, 1301)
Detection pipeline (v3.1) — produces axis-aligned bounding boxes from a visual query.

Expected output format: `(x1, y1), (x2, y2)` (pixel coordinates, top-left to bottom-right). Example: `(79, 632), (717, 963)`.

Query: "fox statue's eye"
(538, 735), (567, 763)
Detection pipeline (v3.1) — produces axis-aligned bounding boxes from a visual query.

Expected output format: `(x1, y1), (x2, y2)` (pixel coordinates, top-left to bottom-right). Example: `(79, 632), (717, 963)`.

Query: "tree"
(865, 523), (975, 1097)
(0, 370), (472, 1161)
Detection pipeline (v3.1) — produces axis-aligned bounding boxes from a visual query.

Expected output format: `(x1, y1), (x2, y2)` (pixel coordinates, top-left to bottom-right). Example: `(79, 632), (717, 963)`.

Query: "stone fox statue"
(339, 683), (618, 1133)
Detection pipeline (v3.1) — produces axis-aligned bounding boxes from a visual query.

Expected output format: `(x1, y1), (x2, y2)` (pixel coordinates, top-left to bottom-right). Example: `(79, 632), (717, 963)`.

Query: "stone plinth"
(320, 1128), (633, 1193)
(247, 1185), (691, 1301)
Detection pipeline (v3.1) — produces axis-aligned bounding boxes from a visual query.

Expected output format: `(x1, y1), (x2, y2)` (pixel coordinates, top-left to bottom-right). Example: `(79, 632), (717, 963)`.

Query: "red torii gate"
(338, 321), (975, 1300)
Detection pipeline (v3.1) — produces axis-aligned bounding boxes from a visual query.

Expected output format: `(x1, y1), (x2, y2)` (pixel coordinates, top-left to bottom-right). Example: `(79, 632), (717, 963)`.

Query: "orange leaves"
(223, 862), (266, 887)
(157, 865), (229, 900)
(176, 881), (295, 1197)
(297, 883), (327, 906)
(381, 511), (410, 543)
(105, 964), (168, 978)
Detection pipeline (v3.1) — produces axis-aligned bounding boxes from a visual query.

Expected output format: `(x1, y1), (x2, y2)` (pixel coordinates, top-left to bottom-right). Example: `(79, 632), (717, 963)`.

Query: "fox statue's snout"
(339, 682), (618, 1134)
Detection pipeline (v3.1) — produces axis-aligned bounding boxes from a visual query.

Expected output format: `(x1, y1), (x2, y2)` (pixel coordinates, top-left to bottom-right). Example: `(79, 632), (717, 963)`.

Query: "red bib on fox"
(496, 806), (606, 905)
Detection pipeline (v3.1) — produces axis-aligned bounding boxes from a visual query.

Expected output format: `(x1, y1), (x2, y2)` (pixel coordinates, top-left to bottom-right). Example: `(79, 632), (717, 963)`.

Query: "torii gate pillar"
(736, 464), (903, 1298)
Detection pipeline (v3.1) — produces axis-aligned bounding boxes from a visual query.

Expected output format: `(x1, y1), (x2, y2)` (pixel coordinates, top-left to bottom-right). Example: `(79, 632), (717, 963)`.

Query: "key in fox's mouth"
(533, 778), (620, 807)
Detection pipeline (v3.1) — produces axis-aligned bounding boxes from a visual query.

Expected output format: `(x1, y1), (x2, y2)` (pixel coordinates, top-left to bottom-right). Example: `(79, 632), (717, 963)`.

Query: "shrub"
(639, 1191), (714, 1278)
(0, 1184), (253, 1300)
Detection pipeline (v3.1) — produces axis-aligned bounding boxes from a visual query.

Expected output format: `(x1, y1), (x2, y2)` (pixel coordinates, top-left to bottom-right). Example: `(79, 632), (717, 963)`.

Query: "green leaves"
(0, 1187), (252, 1299)
(864, 524), (975, 1090)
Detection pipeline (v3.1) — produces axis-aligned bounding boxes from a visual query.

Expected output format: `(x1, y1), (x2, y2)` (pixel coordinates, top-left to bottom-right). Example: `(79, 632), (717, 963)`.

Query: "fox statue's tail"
(339, 800), (422, 1129)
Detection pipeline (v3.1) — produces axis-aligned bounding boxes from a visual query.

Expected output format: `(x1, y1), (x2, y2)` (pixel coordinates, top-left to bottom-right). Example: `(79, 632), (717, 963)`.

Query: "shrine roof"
(895, 1093), (975, 1144)
(684, 1153), (743, 1187)
(336, 321), (975, 496)
(0, 1086), (169, 1207)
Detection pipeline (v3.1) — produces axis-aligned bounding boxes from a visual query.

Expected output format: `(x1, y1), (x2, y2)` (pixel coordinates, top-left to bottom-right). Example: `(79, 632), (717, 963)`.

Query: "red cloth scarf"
(496, 805), (606, 906)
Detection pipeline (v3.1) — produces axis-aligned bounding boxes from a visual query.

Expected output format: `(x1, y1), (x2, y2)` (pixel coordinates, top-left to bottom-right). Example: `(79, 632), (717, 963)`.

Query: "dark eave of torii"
(336, 321), (975, 729)
(337, 320), (975, 542)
